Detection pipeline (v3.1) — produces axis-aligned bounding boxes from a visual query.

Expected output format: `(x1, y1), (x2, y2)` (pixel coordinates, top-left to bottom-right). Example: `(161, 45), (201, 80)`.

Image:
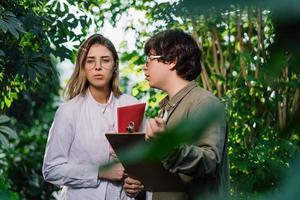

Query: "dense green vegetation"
(0, 0), (92, 198)
(1, 0), (299, 199)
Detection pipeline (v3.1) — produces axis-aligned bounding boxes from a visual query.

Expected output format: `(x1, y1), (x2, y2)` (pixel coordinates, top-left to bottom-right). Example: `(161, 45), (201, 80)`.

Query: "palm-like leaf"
(0, 115), (17, 148)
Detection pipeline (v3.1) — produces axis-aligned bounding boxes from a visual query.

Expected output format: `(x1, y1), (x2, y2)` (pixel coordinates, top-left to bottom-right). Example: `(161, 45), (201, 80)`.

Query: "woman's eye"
(86, 60), (94, 63)
(102, 59), (110, 63)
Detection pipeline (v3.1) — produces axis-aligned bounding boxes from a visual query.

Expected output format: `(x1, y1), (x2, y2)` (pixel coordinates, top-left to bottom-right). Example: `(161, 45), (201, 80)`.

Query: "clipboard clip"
(126, 121), (135, 133)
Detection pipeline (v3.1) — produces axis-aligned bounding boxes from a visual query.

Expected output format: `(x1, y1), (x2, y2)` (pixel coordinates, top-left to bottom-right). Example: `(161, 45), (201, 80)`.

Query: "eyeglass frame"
(145, 55), (163, 63)
(85, 56), (115, 71)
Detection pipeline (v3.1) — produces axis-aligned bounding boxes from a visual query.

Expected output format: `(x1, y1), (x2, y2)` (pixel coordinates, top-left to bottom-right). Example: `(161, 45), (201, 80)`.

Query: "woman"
(42, 34), (143, 200)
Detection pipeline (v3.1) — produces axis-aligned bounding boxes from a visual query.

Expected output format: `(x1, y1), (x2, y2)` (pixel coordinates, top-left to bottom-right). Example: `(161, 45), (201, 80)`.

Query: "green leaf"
(0, 49), (5, 56)
(117, 102), (223, 164)
(35, 62), (49, 70)
(0, 125), (18, 139)
(6, 22), (19, 39)
(0, 115), (10, 124)
(4, 11), (16, 17)
(28, 67), (36, 80)
(0, 19), (8, 33)
(0, 190), (11, 200)
(0, 133), (9, 148)
(34, 65), (46, 77)
(8, 17), (25, 33)
(4, 95), (12, 107)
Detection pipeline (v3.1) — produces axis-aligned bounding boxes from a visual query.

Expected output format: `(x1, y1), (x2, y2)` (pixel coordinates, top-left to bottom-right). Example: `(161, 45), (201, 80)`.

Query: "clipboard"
(117, 103), (146, 133)
(105, 133), (185, 192)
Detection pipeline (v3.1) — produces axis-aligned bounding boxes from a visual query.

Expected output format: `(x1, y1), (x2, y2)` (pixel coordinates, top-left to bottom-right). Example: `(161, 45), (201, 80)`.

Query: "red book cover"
(117, 103), (146, 133)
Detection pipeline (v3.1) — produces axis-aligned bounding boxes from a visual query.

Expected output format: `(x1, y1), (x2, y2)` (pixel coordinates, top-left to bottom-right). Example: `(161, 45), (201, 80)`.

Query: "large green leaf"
(7, 16), (25, 33)
(0, 115), (10, 124)
(0, 10), (25, 39)
(0, 133), (9, 148)
(0, 115), (17, 148)
(177, 0), (300, 16)
(0, 190), (10, 200)
(0, 49), (5, 56)
(6, 23), (19, 39)
(0, 19), (8, 33)
(0, 126), (17, 139)
(114, 103), (223, 165)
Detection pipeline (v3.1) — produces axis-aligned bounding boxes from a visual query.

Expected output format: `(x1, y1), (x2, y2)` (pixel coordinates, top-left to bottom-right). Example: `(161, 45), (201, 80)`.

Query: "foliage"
(0, 0), (93, 198)
(0, 115), (19, 200)
(0, 115), (17, 148)
(115, 0), (300, 198)
(1, 0), (300, 199)
(6, 102), (58, 199)
(3, 64), (60, 199)
(0, 0), (93, 113)
(116, 103), (224, 165)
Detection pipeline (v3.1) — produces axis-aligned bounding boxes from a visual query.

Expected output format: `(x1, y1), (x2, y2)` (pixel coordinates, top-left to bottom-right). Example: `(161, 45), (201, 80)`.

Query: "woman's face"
(84, 44), (115, 91)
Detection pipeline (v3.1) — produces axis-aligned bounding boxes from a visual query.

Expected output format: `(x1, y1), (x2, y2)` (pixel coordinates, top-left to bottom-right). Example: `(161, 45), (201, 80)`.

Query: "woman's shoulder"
(56, 94), (85, 117)
(115, 93), (139, 106)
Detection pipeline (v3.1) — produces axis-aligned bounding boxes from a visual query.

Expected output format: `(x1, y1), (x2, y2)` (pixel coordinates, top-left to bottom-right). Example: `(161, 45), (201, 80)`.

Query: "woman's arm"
(42, 106), (100, 188)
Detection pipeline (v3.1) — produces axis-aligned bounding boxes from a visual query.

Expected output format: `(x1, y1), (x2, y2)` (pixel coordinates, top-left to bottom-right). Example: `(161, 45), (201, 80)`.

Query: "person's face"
(143, 50), (170, 89)
(84, 44), (115, 90)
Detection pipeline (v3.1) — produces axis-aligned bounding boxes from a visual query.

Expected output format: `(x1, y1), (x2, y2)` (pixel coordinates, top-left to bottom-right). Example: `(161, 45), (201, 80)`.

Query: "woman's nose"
(94, 60), (102, 70)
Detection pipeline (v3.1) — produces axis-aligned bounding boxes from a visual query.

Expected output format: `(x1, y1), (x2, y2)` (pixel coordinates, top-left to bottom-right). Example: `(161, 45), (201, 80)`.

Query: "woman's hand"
(123, 177), (144, 198)
(109, 145), (118, 160)
(98, 162), (125, 181)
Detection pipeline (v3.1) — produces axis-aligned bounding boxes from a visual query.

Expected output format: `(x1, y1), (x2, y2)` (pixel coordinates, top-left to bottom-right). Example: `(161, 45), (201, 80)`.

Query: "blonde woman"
(42, 34), (144, 200)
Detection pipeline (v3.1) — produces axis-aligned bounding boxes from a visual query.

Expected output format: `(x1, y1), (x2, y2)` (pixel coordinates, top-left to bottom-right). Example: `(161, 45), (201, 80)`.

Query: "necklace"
(102, 104), (108, 114)
(101, 94), (116, 132)
(102, 92), (112, 114)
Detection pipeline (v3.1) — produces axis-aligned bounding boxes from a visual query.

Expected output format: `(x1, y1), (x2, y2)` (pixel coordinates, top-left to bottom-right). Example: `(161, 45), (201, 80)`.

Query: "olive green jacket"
(152, 81), (229, 200)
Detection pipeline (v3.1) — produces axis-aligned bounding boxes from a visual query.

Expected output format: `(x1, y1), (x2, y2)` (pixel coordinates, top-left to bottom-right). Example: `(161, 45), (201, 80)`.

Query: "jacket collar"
(159, 81), (197, 112)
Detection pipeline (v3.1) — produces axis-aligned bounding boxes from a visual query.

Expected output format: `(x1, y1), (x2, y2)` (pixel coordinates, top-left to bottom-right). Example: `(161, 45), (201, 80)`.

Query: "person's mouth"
(94, 74), (104, 79)
(145, 74), (150, 80)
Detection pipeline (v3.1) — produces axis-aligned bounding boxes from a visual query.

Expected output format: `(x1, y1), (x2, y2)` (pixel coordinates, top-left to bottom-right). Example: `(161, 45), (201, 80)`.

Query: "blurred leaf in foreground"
(113, 102), (224, 167)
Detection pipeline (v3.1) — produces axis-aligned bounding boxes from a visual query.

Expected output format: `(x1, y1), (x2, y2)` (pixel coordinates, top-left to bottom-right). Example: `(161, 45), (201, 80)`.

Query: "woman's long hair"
(64, 34), (122, 100)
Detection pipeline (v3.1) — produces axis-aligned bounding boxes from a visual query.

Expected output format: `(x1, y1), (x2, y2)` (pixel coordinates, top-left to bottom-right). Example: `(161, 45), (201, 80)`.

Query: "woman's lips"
(93, 74), (104, 79)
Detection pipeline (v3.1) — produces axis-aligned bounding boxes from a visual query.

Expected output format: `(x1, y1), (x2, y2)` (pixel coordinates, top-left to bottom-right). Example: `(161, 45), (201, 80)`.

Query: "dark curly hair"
(144, 29), (202, 81)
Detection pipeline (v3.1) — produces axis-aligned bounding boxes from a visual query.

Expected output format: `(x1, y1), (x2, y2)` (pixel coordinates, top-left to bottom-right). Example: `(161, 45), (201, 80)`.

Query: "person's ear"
(168, 58), (177, 70)
(113, 67), (118, 76)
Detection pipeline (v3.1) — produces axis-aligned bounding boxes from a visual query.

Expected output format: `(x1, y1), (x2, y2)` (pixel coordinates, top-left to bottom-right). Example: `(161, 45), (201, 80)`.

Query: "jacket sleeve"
(161, 98), (227, 178)
(42, 105), (100, 188)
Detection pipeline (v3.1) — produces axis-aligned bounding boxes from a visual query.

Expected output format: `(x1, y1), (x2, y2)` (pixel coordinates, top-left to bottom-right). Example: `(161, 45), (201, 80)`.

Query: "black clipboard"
(105, 133), (185, 192)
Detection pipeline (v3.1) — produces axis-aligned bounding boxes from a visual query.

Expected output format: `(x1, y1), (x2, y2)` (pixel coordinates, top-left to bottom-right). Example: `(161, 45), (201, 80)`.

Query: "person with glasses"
(124, 29), (229, 200)
(42, 34), (144, 200)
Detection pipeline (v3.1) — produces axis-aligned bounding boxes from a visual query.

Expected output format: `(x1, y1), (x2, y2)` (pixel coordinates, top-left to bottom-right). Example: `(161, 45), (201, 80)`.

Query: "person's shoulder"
(190, 86), (219, 100)
(56, 94), (85, 117)
(115, 93), (139, 105)
(188, 86), (222, 106)
(188, 86), (226, 119)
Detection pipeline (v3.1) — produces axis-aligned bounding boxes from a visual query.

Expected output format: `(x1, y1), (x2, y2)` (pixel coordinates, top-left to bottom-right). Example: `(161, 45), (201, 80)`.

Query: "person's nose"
(143, 63), (148, 71)
(94, 60), (102, 70)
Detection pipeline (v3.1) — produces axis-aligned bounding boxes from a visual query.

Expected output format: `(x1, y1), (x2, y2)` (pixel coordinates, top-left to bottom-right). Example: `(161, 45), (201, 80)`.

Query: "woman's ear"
(112, 68), (117, 76)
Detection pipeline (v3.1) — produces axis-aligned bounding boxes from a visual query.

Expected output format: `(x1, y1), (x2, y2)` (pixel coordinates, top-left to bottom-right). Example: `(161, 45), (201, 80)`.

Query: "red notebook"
(117, 103), (146, 133)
